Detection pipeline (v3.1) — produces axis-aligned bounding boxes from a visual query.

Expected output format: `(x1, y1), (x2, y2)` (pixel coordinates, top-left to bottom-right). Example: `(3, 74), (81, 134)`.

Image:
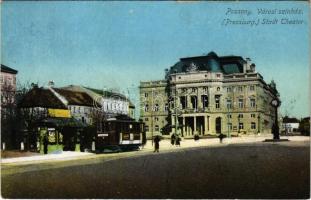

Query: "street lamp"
(238, 115), (241, 134)
(271, 98), (281, 140)
(227, 105), (231, 138)
(257, 114), (261, 134)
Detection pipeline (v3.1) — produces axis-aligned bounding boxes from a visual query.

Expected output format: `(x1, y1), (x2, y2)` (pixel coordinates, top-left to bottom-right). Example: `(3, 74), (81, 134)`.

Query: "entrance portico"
(176, 114), (211, 138)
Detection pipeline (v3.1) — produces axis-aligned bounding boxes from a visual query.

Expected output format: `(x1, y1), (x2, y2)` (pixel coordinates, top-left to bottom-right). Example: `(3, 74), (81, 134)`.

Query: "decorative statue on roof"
(187, 62), (198, 72)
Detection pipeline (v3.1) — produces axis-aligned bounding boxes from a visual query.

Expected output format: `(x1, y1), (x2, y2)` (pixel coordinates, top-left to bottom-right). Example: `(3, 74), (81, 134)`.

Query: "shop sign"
(48, 109), (71, 118)
(98, 133), (108, 137)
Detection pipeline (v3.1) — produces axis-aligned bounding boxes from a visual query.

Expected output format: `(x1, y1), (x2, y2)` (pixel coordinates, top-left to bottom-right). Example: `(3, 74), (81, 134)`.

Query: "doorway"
(216, 117), (222, 133)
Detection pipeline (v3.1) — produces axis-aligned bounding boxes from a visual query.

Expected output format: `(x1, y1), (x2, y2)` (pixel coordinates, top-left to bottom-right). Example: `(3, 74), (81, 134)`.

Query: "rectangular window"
(201, 95), (208, 109)
(226, 99), (232, 109)
(251, 114), (256, 118)
(145, 125), (149, 132)
(191, 96), (197, 109)
(239, 123), (244, 130)
(215, 95), (220, 109)
(144, 105), (149, 112)
(250, 99), (256, 108)
(250, 85), (255, 91)
(145, 93), (148, 97)
(228, 123), (232, 130)
(238, 86), (243, 92)
(238, 99), (244, 108)
(227, 87), (232, 93)
(164, 103), (169, 112)
(251, 122), (256, 129)
(155, 125), (159, 132)
(180, 96), (187, 109)
(145, 118), (149, 121)
(238, 114), (243, 118)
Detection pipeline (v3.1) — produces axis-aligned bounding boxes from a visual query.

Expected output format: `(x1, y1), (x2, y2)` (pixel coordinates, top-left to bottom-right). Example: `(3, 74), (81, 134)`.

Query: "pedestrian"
(176, 136), (181, 147)
(154, 135), (160, 153)
(141, 132), (147, 149)
(194, 134), (200, 141)
(218, 133), (225, 143)
(171, 134), (176, 146)
(43, 134), (48, 154)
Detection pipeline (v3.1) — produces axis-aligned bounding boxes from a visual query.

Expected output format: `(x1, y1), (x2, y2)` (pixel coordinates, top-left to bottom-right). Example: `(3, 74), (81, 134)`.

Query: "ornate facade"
(140, 52), (279, 139)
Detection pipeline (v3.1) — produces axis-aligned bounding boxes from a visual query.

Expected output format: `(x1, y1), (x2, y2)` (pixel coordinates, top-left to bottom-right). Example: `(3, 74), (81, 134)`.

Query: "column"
(171, 115), (175, 134)
(187, 95), (191, 109)
(204, 115), (208, 135)
(183, 117), (186, 137)
(194, 116), (197, 135)
(208, 116), (210, 131)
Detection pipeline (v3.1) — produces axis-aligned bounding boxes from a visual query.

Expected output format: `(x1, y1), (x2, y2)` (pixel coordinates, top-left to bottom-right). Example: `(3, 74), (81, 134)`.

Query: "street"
(1, 141), (310, 199)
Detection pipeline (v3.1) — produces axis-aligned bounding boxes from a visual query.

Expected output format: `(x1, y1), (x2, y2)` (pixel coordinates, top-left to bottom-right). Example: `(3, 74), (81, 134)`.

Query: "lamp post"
(238, 115), (241, 134)
(271, 98), (281, 140)
(257, 114), (261, 134)
(227, 105), (231, 138)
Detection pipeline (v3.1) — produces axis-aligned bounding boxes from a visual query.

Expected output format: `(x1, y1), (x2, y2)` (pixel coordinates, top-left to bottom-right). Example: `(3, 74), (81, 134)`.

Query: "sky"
(1, 1), (309, 118)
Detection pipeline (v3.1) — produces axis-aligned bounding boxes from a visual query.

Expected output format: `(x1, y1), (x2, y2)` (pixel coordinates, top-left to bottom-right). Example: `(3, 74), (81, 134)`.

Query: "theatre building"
(140, 52), (279, 139)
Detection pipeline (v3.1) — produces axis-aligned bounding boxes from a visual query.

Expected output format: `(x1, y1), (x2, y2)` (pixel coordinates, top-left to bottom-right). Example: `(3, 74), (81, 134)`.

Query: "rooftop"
(169, 51), (246, 75)
(1, 64), (18, 74)
(18, 87), (66, 109)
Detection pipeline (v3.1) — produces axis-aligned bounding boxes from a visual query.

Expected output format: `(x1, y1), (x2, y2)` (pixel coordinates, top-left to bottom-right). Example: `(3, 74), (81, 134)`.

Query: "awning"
(33, 117), (88, 128)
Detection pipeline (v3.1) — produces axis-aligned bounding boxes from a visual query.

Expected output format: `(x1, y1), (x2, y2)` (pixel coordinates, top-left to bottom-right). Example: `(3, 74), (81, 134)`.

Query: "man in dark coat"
(171, 134), (176, 146)
(43, 134), (48, 154)
(154, 136), (160, 153)
(218, 133), (225, 143)
(176, 136), (181, 147)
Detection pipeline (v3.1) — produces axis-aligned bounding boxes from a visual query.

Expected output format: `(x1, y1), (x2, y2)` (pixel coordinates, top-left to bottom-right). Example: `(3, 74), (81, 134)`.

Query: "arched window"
(144, 104), (149, 112)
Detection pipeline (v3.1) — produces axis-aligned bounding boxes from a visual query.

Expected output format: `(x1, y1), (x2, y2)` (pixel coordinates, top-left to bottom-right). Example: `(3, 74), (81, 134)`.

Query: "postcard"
(1, 1), (309, 199)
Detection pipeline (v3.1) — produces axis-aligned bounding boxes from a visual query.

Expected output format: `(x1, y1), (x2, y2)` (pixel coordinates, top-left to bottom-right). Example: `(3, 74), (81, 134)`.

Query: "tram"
(95, 115), (146, 152)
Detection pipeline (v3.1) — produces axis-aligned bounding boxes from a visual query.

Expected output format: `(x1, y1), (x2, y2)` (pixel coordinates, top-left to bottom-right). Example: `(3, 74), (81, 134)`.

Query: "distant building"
(60, 85), (135, 119)
(1, 64), (18, 149)
(282, 116), (300, 134)
(1, 64), (18, 109)
(18, 84), (135, 152)
(140, 52), (279, 139)
(19, 84), (135, 125)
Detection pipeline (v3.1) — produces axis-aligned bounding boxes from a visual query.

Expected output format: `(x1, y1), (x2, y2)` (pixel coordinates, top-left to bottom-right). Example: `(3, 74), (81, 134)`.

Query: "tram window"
(122, 134), (130, 140)
(134, 133), (140, 140)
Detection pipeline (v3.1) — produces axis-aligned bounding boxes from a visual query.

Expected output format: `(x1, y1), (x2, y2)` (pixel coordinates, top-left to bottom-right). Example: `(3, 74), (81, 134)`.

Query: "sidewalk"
(1, 151), (94, 164)
(1, 135), (309, 165)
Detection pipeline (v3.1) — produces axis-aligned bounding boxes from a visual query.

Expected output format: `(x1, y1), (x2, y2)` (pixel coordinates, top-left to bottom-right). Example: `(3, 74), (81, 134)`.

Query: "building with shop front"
(140, 52), (279, 139)
(18, 83), (135, 153)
